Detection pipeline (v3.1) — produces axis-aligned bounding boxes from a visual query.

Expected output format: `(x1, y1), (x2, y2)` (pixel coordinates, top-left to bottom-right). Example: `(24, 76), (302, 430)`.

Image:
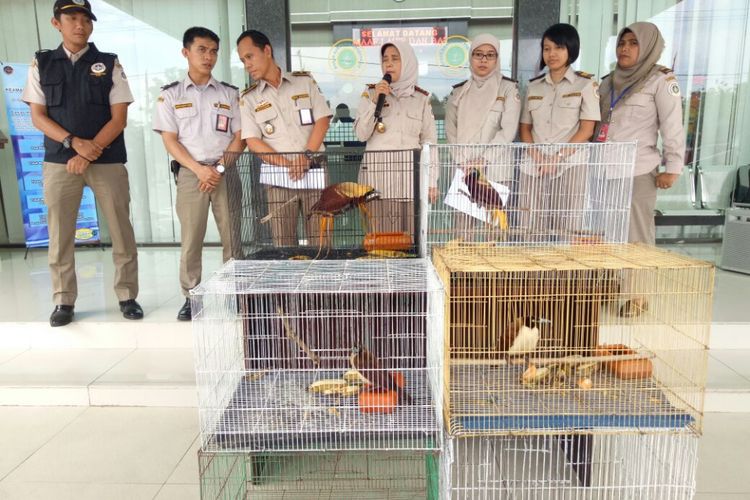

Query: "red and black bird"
(308, 182), (379, 258)
(463, 169), (508, 229)
(349, 345), (413, 405)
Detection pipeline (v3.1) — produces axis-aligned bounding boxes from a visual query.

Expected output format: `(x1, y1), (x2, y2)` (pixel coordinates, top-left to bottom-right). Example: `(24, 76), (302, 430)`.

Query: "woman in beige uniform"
(519, 23), (601, 241)
(596, 22), (685, 316)
(354, 39), (437, 237)
(445, 33), (521, 240)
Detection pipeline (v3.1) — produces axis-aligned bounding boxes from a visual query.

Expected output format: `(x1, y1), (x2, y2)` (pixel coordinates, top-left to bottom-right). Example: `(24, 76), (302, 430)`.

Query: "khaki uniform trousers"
(265, 186), (320, 247)
(517, 166), (586, 241)
(176, 167), (242, 297)
(369, 199), (414, 235)
(42, 162), (138, 305)
(628, 169), (658, 245)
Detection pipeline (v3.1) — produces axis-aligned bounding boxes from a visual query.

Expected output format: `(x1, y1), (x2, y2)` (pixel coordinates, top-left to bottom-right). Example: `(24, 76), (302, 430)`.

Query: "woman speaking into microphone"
(354, 39), (438, 236)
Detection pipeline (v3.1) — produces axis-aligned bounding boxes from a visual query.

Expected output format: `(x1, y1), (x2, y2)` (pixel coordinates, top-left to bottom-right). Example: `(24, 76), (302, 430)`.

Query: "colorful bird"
(349, 345), (413, 405)
(463, 169), (508, 230)
(308, 182), (379, 258)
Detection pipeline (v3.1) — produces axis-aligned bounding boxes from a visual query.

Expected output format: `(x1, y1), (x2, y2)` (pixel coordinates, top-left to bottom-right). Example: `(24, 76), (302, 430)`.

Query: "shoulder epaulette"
(601, 73), (611, 80)
(529, 74), (545, 82)
(658, 66), (672, 74)
(103, 52), (117, 58)
(220, 81), (238, 90)
(452, 80), (467, 89)
(415, 85), (429, 96)
(35, 49), (51, 56)
(575, 71), (594, 79)
(160, 81), (179, 91)
(240, 82), (258, 97)
(291, 70), (311, 77)
(502, 75), (518, 83)
(366, 83), (376, 89)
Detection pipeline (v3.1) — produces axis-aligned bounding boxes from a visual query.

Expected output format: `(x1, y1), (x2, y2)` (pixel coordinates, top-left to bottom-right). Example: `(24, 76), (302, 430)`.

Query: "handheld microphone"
(374, 73), (392, 121)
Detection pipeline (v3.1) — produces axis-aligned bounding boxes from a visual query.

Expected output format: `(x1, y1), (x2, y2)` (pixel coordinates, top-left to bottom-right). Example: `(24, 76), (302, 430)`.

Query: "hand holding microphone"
(373, 73), (392, 118)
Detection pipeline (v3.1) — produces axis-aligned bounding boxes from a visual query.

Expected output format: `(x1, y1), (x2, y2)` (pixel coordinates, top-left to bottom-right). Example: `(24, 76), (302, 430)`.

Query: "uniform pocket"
(211, 109), (234, 135)
(40, 74), (64, 107)
(623, 93), (652, 120)
(86, 76), (109, 106)
(174, 104), (198, 134)
(405, 107), (423, 137)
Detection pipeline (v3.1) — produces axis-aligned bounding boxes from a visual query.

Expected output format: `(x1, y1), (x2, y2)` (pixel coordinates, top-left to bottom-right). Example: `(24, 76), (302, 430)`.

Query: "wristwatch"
(62, 134), (74, 149)
(215, 162), (226, 175)
(303, 149), (314, 160)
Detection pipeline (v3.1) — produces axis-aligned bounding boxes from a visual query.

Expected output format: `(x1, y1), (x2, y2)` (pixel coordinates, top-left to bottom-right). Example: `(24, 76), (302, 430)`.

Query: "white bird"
(508, 322), (540, 355)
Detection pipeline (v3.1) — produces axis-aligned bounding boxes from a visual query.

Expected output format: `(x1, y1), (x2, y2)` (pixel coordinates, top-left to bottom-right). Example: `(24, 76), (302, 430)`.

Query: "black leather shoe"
(177, 298), (191, 321)
(50, 305), (74, 327)
(119, 299), (144, 320)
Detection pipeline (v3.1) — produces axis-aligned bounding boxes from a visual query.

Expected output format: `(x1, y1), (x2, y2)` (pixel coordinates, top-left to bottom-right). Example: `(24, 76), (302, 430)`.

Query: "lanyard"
(609, 84), (634, 112)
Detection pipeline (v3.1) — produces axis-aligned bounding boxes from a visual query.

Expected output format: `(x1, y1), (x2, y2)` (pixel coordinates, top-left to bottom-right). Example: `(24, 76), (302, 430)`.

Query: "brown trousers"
(176, 167), (242, 296)
(42, 162), (138, 305)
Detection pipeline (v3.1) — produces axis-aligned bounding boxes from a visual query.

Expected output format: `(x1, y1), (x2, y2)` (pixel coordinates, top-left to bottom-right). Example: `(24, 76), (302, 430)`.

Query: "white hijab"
(456, 34), (502, 143)
(381, 40), (418, 98)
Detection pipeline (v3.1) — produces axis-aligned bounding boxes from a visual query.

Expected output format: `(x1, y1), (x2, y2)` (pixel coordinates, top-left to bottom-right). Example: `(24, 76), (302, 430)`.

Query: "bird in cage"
(349, 345), (413, 405)
(499, 316), (546, 359)
(308, 182), (380, 258)
(462, 169), (509, 230)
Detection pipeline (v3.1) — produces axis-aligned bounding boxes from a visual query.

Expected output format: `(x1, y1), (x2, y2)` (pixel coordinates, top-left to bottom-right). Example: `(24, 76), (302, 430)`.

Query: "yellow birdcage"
(432, 244), (714, 437)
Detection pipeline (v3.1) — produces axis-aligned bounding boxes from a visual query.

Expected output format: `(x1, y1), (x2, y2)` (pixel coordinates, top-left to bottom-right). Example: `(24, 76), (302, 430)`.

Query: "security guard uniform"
(239, 71), (332, 247)
(22, 42), (139, 309)
(519, 67), (601, 237)
(152, 76), (243, 297)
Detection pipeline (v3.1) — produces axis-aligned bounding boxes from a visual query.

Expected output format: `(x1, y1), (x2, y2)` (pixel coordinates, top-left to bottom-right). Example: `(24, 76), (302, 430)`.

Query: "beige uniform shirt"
(240, 71), (332, 153)
(354, 85), (437, 198)
(520, 67), (600, 176)
(604, 68), (685, 177)
(445, 74), (521, 145)
(521, 66), (600, 143)
(445, 74), (521, 180)
(22, 45), (133, 106)
(152, 76), (240, 163)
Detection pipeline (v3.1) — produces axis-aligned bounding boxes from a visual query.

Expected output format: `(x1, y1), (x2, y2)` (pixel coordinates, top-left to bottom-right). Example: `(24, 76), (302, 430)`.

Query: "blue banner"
(2, 63), (100, 247)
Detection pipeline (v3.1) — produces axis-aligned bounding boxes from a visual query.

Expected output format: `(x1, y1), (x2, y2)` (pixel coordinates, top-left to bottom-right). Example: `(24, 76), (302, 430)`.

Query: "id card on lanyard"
(596, 84), (633, 142)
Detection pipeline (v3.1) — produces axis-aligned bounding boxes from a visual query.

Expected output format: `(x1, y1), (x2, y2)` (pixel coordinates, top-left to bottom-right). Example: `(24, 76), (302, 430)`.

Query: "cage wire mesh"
(431, 244), (714, 437)
(191, 258), (445, 453)
(444, 432), (699, 500)
(226, 148), (423, 260)
(199, 449), (441, 500)
(422, 142), (637, 252)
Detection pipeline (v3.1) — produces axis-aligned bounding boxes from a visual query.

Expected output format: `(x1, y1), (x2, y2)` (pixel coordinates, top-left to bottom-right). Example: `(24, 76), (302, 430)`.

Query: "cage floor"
(244, 246), (418, 260)
(206, 369), (440, 452)
(449, 364), (694, 434)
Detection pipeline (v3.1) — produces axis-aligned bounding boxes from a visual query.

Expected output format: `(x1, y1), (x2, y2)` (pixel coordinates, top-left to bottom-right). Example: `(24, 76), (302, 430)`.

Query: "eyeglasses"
(472, 52), (498, 61)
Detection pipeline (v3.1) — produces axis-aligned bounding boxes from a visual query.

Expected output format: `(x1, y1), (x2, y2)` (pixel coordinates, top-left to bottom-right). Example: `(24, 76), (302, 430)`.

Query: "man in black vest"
(22, 0), (142, 327)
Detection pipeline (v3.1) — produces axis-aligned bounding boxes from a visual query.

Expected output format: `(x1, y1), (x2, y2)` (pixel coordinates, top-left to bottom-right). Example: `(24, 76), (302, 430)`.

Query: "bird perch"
(276, 307), (320, 366)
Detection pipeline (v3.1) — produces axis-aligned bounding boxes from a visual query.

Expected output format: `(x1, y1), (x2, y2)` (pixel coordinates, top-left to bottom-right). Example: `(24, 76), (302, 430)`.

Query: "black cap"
(54, 0), (97, 21)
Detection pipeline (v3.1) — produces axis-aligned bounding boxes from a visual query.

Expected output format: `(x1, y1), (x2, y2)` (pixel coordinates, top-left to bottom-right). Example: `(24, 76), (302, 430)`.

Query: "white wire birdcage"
(431, 244), (714, 437)
(444, 432), (699, 500)
(191, 258), (445, 453)
(199, 449), (442, 500)
(422, 142), (637, 253)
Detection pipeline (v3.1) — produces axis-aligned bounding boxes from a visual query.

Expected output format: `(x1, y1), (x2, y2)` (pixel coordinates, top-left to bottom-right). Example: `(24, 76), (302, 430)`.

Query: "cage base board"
(447, 363), (696, 435)
(204, 370), (440, 453)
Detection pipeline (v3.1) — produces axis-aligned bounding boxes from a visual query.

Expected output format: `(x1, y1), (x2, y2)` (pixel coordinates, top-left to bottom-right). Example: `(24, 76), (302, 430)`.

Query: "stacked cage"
(423, 142), (637, 252)
(433, 245), (713, 499)
(227, 148), (424, 260)
(191, 259), (445, 498)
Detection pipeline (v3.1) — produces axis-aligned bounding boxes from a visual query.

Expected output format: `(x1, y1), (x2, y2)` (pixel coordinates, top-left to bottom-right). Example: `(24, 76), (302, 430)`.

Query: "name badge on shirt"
(216, 114), (229, 133)
(299, 108), (314, 126)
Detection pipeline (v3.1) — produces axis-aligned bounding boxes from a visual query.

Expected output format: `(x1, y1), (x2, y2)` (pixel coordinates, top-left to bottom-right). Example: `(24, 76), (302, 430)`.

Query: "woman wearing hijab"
(444, 34), (521, 240)
(596, 22), (685, 317)
(354, 40), (438, 236)
(519, 23), (601, 241)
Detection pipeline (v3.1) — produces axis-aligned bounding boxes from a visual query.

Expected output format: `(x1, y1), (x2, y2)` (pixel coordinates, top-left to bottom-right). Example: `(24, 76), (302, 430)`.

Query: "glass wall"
(0, 0), (246, 244)
(563, 0), (750, 236)
(289, 0), (515, 144)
